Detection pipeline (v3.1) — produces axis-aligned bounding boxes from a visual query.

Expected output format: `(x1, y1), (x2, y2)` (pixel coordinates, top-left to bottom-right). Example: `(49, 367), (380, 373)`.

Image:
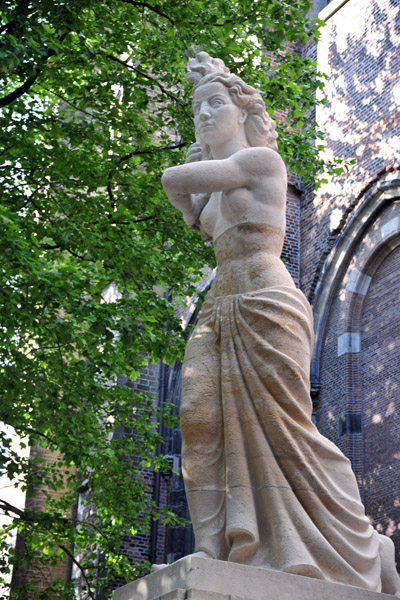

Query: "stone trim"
(337, 332), (360, 356)
(113, 555), (397, 600)
(345, 267), (371, 296)
(311, 172), (400, 385)
(319, 0), (350, 22)
(310, 173), (400, 487)
(381, 217), (399, 240)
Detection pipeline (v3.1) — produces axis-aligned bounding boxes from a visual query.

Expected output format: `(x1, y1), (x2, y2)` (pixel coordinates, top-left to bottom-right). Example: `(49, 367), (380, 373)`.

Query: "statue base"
(113, 556), (395, 600)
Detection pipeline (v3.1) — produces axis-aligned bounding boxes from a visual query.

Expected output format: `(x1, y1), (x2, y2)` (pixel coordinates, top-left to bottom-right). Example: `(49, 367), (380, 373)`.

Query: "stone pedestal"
(113, 556), (395, 600)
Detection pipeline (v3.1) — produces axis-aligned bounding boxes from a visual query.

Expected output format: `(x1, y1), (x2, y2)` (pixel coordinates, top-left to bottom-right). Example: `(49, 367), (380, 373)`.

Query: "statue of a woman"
(162, 52), (400, 595)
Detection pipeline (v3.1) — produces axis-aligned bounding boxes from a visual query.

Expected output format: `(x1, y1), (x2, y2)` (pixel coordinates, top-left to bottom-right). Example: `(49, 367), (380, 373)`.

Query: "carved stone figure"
(161, 52), (400, 596)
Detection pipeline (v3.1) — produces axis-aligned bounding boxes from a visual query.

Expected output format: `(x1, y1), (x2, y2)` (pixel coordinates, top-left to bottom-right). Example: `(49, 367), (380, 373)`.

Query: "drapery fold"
(181, 285), (381, 591)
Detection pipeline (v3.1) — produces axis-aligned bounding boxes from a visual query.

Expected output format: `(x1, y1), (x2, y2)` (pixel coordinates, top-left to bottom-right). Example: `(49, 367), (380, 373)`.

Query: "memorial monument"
(113, 53), (400, 600)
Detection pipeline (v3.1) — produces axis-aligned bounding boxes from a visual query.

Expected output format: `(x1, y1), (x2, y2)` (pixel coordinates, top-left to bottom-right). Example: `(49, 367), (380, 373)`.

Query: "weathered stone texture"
(113, 556), (398, 600)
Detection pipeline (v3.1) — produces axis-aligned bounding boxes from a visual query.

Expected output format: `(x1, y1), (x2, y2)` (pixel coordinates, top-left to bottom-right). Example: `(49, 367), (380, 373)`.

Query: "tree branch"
(36, 238), (114, 269)
(0, 32), (68, 109)
(0, 72), (41, 109)
(21, 183), (47, 209)
(56, 336), (65, 384)
(38, 85), (112, 125)
(106, 141), (186, 208)
(0, 499), (25, 518)
(117, 140), (186, 166)
(117, 0), (175, 25)
(65, 247), (114, 269)
(116, 0), (229, 27)
(58, 543), (96, 600)
(0, 143), (14, 157)
(107, 54), (180, 102)
(40, 243), (62, 250)
(0, 500), (95, 598)
(20, 426), (55, 445)
(107, 176), (116, 209)
(111, 215), (156, 225)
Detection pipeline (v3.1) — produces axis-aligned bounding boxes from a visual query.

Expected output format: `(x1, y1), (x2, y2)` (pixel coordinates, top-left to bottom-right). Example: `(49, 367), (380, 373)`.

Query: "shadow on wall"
(312, 190), (400, 570)
(301, 0), (400, 299)
(361, 243), (400, 568)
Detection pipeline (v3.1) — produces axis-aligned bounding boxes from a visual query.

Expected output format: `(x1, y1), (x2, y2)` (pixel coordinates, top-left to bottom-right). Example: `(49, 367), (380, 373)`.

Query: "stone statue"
(161, 52), (400, 596)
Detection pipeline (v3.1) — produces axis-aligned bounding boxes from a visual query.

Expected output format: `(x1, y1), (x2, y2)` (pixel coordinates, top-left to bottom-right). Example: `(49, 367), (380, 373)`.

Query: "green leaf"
(0, 0), (330, 595)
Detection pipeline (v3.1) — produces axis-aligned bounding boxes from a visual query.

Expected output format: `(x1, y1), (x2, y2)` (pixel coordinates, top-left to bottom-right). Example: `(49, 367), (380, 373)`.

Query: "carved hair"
(186, 51), (278, 154)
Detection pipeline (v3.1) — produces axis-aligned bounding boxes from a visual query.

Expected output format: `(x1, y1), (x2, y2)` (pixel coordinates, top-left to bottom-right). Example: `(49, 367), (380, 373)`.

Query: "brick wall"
(315, 295), (347, 451)
(113, 466), (170, 569)
(112, 0), (400, 581)
(282, 185), (301, 287)
(301, 0), (400, 300)
(361, 245), (400, 567)
(114, 362), (170, 577)
(11, 446), (73, 596)
(314, 189), (400, 565)
(304, 0), (400, 571)
(70, 361), (172, 597)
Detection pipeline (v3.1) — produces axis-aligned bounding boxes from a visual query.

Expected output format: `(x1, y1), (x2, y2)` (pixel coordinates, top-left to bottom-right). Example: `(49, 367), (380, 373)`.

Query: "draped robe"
(180, 271), (382, 592)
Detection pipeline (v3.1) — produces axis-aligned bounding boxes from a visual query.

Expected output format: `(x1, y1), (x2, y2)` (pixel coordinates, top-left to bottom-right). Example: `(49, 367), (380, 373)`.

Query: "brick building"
(119, 0), (400, 577)
(138, 0), (400, 574)
(11, 0), (400, 593)
(302, 0), (400, 566)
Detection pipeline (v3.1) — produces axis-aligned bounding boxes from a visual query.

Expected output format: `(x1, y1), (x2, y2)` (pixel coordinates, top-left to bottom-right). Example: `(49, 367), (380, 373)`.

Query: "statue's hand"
(185, 142), (203, 164)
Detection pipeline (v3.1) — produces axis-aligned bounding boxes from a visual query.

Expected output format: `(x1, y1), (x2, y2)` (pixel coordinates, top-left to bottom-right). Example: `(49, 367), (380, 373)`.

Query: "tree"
(0, 0), (325, 597)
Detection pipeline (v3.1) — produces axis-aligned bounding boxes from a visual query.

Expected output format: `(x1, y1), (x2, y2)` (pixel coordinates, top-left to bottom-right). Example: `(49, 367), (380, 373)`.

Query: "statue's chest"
(199, 191), (222, 237)
(199, 189), (253, 239)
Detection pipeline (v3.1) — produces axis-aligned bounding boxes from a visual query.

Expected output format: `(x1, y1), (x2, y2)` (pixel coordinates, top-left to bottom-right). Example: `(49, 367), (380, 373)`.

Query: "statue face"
(192, 81), (246, 147)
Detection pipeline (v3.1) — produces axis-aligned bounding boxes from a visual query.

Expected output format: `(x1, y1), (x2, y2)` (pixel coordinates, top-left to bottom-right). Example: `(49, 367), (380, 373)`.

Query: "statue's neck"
(209, 130), (249, 159)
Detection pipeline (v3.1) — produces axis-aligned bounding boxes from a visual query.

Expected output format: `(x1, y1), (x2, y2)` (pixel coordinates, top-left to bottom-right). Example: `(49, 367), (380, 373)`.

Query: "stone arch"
(310, 171), (400, 564)
(361, 244), (400, 557)
(311, 171), (400, 397)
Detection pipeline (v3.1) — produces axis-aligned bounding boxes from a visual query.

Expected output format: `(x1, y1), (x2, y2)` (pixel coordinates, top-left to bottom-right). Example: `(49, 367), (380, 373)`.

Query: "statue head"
(186, 51), (278, 157)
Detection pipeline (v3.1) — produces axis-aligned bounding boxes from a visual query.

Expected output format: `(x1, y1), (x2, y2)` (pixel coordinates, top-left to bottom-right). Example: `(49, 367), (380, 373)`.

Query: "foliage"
(0, 0), (327, 596)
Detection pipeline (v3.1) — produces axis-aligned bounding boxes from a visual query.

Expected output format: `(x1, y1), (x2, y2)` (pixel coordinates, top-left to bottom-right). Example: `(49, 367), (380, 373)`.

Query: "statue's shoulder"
(232, 147), (285, 177)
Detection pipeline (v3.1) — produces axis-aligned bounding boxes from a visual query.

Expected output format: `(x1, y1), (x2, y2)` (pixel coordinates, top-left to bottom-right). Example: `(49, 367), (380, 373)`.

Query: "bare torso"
(162, 146), (294, 296)
(210, 222), (294, 296)
(196, 151), (294, 296)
